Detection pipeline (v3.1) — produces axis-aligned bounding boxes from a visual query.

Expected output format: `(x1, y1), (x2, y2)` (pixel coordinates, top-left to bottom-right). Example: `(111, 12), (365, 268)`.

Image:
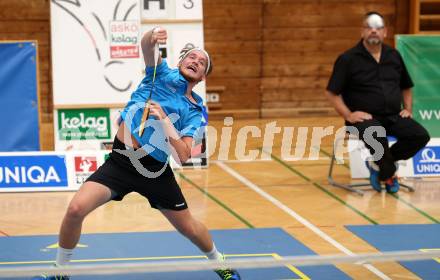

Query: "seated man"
(325, 11), (430, 193)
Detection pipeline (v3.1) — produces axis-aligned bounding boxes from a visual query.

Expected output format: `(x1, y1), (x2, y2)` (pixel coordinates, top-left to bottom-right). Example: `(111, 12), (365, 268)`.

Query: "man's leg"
(348, 119), (395, 181)
(161, 208), (217, 255)
(34, 182), (113, 279)
(57, 182), (113, 266)
(387, 116), (430, 161)
(161, 209), (241, 280)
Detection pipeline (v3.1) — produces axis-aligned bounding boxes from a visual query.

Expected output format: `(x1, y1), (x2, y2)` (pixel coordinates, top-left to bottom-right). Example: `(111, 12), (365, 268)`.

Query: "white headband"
(179, 47), (211, 75)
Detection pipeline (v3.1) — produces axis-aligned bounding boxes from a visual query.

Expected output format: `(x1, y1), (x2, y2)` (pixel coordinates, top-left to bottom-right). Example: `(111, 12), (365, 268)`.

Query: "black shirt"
(327, 40), (414, 116)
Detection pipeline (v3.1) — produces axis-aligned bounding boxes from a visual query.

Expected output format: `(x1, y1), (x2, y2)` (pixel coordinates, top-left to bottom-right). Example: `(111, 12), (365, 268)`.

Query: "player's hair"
(179, 47), (213, 76)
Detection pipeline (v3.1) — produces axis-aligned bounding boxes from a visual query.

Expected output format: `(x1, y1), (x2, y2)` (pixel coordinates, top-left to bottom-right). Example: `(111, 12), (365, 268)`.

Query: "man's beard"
(366, 37), (382, 45)
(181, 70), (200, 83)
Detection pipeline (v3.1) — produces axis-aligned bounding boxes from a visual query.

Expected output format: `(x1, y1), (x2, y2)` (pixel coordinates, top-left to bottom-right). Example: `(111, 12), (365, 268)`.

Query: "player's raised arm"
(141, 27), (166, 67)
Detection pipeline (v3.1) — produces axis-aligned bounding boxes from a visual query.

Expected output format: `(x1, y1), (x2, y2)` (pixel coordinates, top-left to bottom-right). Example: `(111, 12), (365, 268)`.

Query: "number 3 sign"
(176, 0), (202, 19)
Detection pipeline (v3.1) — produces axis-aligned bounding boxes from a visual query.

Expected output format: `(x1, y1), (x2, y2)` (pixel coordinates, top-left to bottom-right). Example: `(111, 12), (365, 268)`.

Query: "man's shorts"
(86, 136), (188, 211)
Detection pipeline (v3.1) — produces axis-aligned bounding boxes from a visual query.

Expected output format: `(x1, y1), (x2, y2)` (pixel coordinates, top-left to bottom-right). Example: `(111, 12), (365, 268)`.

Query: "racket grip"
(138, 101), (151, 137)
(154, 43), (159, 65)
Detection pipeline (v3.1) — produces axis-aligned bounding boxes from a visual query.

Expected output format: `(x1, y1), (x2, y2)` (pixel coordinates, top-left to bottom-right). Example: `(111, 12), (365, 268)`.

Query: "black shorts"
(86, 136), (187, 211)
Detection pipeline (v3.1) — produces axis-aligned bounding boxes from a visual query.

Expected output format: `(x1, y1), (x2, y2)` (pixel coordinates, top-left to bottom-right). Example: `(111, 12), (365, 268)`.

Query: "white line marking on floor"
(216, 161), (390, 280)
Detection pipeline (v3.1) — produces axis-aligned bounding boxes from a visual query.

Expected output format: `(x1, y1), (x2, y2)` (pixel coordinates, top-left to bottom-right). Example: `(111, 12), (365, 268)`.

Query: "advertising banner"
(54, 108), (120, 151)
(110, 21), (140, 59)
(51, 0), (208, 168)
(57, 108), (111, 141)
(348, 139), (440, 178)
(412, 146), (440, 176)
(50, 0), (142, 106)
(396, 35), (440, 137)
(0, 151), (110, 193)
(0, 141), (211, 192)
(72, 155), (99, 185)
(0, 153), (69, 192)
(0, 41), (40, 151)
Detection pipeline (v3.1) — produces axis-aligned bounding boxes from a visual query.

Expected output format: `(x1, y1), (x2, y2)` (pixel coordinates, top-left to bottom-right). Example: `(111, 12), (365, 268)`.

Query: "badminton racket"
(138, 41), (160, 137)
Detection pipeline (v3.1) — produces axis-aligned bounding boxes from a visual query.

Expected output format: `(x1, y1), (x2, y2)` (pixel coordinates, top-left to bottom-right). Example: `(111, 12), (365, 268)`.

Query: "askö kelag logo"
(0, 155), (68, 188)
(58, 109), (110, 140)
(413, 146), (440, 175)
(110, 21), (139, 59)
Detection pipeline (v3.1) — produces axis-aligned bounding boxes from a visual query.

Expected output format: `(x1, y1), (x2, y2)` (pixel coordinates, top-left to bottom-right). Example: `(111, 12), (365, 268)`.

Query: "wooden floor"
(1, 117), (439, 279)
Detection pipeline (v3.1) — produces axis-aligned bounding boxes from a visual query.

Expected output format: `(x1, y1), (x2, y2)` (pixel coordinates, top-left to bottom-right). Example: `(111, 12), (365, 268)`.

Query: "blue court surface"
(347, 224), (440, 280)
(0, 228), (350, 280)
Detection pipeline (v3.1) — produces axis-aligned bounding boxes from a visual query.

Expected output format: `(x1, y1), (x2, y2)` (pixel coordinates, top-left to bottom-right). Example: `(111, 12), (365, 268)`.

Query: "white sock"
(369, 161), (379, 171)
(205, 244), (223, 261)
(55, 246), (73, 267)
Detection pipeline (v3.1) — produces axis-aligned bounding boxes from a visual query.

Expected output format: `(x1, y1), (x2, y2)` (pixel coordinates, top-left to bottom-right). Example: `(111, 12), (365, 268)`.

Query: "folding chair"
(328, 130), (415, 195)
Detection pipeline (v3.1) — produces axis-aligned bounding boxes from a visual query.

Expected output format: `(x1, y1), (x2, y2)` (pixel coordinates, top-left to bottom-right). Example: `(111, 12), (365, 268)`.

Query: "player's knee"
(420, 132), (430, 147)
(413, 131), (430, 151)
(66, 202), (87, 220)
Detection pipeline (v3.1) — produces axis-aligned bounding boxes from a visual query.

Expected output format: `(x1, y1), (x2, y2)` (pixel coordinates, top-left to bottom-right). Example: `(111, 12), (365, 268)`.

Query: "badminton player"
(35, 27), (240, 280)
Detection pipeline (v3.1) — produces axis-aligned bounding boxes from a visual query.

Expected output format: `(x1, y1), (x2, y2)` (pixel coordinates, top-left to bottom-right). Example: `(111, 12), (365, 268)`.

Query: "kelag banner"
(54, 108), (118, 151)
(0, 42), (40, 151)
(57, 108), (111, 141)
(396, 35), (440, 137)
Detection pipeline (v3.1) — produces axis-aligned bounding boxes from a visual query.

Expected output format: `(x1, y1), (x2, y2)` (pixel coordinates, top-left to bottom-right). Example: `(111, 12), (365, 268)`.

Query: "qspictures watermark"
(59, 107), (387, 178)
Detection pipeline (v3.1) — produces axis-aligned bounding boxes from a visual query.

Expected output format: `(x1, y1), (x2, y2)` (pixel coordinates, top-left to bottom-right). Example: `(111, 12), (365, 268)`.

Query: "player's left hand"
(149, 100), (167, 120)
(399, 109), (412, 118)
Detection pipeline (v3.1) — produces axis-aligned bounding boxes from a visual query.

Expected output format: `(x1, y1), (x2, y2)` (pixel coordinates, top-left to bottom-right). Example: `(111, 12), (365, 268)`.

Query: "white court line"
(211, 158), (273, 163)
(211, 157), (334, 164)
(216, 161), (391, 280)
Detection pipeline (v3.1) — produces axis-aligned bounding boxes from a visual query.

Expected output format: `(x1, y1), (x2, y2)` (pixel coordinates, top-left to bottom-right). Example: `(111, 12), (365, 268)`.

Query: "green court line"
(390, 193), (439, 224)
(262, 149), (379, 225)
(176, 172), (255, 228)
(319, 147), (440, 224)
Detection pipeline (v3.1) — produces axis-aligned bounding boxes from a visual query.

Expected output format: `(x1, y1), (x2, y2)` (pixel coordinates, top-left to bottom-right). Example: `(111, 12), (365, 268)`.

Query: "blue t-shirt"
(120, 60), (204, 163)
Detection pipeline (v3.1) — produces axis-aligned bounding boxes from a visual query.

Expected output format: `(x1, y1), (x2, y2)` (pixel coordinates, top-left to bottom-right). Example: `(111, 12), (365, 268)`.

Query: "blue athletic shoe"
(385, 176), (400, 194)
(215, 268), (241, 280)
(365, 161), (382, 192)
(214, 254), (241, 280)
